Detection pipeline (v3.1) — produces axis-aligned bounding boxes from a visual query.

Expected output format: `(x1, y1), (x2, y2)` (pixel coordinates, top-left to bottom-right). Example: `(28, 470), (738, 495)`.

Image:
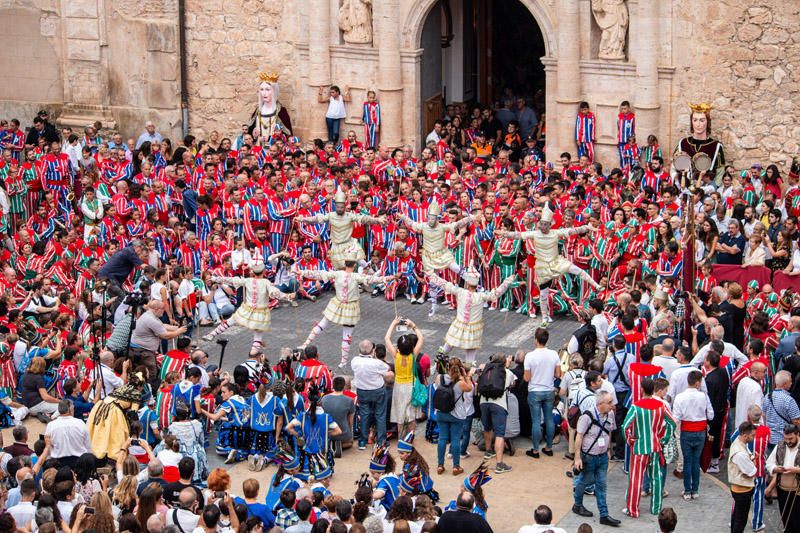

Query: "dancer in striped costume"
(361, 91), (381, 148)
(297, 250), (398, 367)
(203, 260), (296, 355)
(623, 377), (676, 518)
(617, 101), (636, 168)
(575, 102), (596, 162)
(500, 204), (600, 327)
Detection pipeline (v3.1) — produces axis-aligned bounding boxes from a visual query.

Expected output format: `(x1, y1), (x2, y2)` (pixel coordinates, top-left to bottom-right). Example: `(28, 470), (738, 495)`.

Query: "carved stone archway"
(401, 0), (557, 56)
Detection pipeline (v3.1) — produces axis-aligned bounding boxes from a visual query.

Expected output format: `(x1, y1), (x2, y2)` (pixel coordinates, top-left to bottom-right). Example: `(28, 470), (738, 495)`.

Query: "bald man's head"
(358, 339), (374, 356)
(747, 404), (763, 423)
(750, 362), (767, 380)
(100, 350), (114, 365)
(179, 487), (197, 509)
(775, 370), (793, 390)
(710, 325), (725, 341)
(661, 338), (675, 355)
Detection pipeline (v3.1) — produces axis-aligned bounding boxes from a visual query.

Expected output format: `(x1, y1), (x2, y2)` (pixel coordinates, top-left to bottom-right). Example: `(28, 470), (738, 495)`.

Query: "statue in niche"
(591, 0), (628, 60)
(338, 0), (373, 44)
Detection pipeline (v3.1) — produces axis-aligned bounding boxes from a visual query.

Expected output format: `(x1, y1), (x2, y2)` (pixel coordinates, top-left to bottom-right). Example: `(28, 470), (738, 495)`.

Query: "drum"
(693, 152), (713, 172)
(673, 151), (692, 172)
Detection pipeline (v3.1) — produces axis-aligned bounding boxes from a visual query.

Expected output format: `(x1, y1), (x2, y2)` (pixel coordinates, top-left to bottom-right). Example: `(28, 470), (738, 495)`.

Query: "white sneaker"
(255, 455), (266, 471)
(428, 305), (438, 318)
(681, 491), (691, 501)
(202, 333), (214, 342)
(540, 316), (553, 327)
(247, 454), (257, 471)
(499, 308), (509, 313)
(706, 464), (719, 474)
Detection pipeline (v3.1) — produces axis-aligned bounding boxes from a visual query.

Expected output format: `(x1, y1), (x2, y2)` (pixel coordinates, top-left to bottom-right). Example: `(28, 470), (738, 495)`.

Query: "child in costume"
(286, 384), (342, 480)
(201, 382), (252, 464)
(264, 450), (305, 513)
(397, 431), (438, 503)
(247, 379), (287, 472)
(369, 443), (401, 513)
(444, 462), (492, 518)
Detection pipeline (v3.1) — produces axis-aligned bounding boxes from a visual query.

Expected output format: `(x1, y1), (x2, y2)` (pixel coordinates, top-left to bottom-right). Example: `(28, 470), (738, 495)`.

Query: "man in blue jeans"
(523, 328), (561, 458)
(351, 340), (394, 449)
(672, 369), (714, 500)
(572, 390), (621, 527)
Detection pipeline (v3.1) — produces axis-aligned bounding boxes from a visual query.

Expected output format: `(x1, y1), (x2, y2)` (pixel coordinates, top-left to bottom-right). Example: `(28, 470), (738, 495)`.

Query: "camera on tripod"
(124, 291), (148, 308)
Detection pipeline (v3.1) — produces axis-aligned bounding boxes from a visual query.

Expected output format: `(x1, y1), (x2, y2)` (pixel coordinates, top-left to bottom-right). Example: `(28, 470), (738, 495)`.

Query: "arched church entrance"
(418, 0), (547, 141)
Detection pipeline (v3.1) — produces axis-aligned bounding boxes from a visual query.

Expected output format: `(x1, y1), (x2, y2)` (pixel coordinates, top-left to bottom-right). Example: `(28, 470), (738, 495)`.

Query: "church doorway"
(419, 0), (547, 138)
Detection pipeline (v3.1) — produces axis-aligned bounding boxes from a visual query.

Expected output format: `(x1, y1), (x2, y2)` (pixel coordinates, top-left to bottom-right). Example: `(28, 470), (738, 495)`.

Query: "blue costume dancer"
(368, 444), (400, 512)
(444, 461), (492, 519)
(264, 450), (305, 513)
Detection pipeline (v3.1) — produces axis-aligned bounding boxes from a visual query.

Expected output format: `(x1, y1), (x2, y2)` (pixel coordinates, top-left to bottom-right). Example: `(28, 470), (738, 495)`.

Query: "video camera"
(124, 290), (148, 308)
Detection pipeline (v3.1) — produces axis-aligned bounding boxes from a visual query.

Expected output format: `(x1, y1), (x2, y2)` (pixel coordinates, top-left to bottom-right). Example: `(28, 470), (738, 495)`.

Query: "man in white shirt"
(89, 350), (126, 400)
(45, 400), (92, 468)
(667, 347), (707, 405)
(351, 340), (393, 450)
(135, 121), (163, 149)
(7, 478), (36, 529)
(517, 504), (567, 533)
(653, 338), (681, 380)
(589, 299), (609, 353)
(524, 328), (561, 458)
(736, 362), (766, 429)
(673, 370), (715, 499)
(166, 488), (201, 531)
(691, 325), (748, 367)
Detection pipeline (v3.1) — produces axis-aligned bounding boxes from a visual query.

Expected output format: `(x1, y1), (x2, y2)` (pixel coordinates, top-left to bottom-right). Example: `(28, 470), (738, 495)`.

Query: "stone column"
(635, 0), (660, 141)
(555, 0), (581, 155)
(308, 0), (331, 139)
(375, 0), (403, 148)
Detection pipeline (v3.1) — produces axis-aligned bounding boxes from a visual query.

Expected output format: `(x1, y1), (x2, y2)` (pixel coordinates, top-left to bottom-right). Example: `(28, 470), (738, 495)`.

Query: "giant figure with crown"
(249, 71), (293, 146)
(674, 103), (726, 180)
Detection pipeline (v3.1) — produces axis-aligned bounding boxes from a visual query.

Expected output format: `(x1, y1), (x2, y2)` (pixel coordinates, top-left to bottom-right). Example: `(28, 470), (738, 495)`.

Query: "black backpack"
(574, 323), (598, 361)
(432, 379), (458, 413)
(477, 362), (506, 399)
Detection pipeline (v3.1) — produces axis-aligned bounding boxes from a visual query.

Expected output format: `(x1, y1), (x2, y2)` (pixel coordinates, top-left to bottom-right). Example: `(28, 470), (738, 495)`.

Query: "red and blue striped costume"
(575, 111), (596, 162)
(243, 199), (268, 241)
(0, 129), (25, 162)
(297, 257), (330, 296)
(617, 112), (636, 166)
(39, 153), (73, 218)
(296, 359), (333, 394)
(176, 242), (203, 276)
(656, 251), (683, 280)
(362, 101), (381, 147)
(267, 196), (295, 251)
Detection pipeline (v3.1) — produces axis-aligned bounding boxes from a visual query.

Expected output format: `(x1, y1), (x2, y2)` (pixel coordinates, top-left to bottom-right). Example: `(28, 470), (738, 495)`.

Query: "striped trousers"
(626, 452), (664, 517)
(751, 475), (766, 531)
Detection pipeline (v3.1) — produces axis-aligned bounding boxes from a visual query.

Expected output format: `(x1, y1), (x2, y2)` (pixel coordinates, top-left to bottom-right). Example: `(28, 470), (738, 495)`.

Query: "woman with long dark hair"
(286, 384), (342, 479)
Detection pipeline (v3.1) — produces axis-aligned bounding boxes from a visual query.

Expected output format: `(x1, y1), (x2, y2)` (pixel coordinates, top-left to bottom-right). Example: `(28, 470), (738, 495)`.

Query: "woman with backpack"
(433, 358), (474, 475)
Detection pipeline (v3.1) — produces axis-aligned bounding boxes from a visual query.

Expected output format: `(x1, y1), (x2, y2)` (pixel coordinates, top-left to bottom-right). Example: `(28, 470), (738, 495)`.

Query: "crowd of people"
(0, 88), (796, 533)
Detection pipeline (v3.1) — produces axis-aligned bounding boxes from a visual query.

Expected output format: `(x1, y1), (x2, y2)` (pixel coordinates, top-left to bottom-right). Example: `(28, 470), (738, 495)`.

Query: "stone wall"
(183, 0), (296, 139)
(673, 0), (800, 169)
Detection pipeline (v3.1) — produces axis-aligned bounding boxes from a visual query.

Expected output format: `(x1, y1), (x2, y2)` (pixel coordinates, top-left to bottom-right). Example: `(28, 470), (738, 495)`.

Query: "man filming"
(130, 299), (187, 387)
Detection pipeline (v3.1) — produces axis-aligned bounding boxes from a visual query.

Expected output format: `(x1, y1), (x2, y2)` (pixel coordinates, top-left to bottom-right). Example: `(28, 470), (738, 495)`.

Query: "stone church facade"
(1, 0), (797, 167)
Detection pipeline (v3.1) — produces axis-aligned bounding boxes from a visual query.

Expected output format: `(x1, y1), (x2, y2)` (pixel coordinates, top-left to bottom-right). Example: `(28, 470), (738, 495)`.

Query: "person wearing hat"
(368, 444), (401, 512)
(203, 260), (295, 355)
(397, 203), (477, 316)
(444, 462), (492, 518)
(499, 203), (601, 327)
(296, 250), (398, 367)
(397, 431), (439, 502)
(296, 190), (387, 269)
(426, 268), (515, 364)
(264, 449), (305, 513)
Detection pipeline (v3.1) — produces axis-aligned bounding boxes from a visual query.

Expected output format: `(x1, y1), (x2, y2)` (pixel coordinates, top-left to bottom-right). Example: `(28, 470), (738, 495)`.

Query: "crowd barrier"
(711, 264), (800, 293)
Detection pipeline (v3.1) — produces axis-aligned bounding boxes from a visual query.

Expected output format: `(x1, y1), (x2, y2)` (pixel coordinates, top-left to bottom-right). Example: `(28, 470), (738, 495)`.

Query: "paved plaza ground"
(7, 292), (784, 532)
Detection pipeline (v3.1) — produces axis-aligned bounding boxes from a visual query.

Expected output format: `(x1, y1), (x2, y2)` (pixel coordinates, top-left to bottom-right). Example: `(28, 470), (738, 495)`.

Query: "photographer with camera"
(571, 389), (620, 527)
(267, 251), (300, 307)
(97, 240), (147, 314)
(130, 299), (188, 386)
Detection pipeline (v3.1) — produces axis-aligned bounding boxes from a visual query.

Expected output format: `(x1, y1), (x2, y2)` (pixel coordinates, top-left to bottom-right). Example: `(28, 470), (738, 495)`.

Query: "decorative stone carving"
(591, 0), (628, 60)
(338, 0), (372, 44)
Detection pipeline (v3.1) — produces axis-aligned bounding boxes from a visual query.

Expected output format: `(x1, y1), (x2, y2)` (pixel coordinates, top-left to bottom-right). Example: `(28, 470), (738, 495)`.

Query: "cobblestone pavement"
(195, 292), (782, 532)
